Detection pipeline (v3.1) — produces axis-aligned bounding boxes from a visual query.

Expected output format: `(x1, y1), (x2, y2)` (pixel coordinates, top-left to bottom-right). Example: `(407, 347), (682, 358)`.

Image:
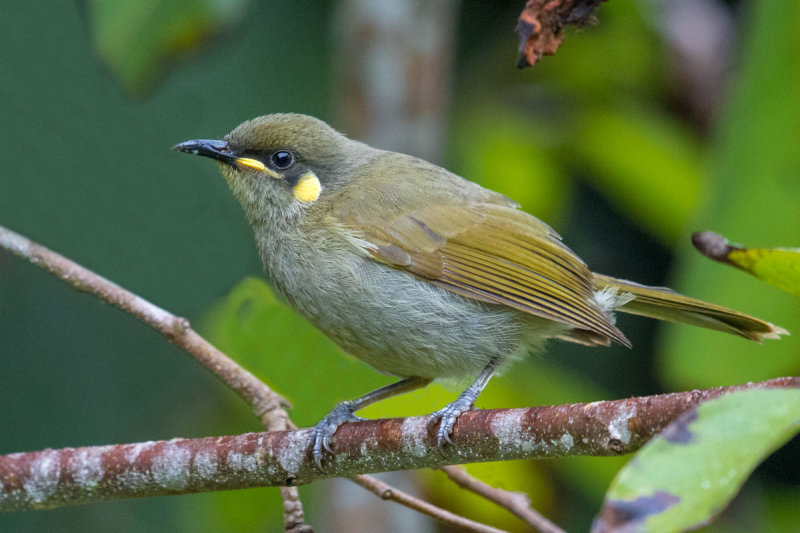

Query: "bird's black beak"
(173, 139), (237, 165)
(173, 139), (268, 172)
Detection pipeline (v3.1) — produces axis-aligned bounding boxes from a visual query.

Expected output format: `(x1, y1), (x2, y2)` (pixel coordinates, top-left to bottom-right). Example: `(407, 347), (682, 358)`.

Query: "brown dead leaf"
(516, 0), (607, 68)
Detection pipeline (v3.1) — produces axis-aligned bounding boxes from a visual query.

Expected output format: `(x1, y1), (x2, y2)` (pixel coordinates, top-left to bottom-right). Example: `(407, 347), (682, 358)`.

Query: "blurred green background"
(1, 1), (798, 531)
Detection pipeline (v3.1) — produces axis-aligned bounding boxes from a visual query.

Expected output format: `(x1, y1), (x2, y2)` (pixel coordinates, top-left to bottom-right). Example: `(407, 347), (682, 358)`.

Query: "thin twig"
(352, 474), (507, 533)
(0, 224), (307, 530)
(280, 486), (314, 532)
(439, 465), (565, 533)
(0, 225), (289, 431)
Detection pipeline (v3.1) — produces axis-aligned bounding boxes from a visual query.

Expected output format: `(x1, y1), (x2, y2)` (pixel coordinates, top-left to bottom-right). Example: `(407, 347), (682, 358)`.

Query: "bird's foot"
(427, 394), (476, 454)
(309, 401), (365, 470)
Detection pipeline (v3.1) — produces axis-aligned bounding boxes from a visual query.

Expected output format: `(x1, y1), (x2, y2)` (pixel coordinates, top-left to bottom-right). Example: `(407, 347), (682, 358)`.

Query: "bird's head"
(174, 113), (364, 224)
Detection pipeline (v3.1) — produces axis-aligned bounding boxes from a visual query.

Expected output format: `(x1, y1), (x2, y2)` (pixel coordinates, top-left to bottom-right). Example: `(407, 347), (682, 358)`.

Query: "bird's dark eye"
(271, 150), (294, 169)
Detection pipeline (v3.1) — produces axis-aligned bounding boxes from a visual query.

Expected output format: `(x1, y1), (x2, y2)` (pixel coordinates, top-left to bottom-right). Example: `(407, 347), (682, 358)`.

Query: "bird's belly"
(273, 253), (561, 380)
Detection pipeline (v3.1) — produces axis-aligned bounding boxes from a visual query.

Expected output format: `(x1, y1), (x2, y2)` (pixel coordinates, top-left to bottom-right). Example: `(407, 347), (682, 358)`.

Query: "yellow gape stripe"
(235, 158), (282, 180)
(294, 173), (321, 203)
(235, 157), (266, 171)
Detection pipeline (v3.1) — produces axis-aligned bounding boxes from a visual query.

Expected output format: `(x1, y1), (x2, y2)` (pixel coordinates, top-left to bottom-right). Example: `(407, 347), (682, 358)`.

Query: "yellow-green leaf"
(693, 231), (800, 296)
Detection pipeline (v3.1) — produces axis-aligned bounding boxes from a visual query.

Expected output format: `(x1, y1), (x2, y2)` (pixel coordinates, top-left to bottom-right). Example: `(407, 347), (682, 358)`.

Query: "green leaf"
(593, 388), (800, 532)
(88, 0), (249, 96)
(693, 232), (800, 296)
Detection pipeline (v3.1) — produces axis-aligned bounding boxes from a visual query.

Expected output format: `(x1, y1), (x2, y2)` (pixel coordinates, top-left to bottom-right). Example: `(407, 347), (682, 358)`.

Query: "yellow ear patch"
(293, 172), (322, 203)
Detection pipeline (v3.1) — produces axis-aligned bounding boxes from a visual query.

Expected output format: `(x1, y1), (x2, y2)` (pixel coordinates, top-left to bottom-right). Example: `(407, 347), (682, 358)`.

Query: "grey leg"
(310, 376), (432, 470)
(427, 358), (498, 453)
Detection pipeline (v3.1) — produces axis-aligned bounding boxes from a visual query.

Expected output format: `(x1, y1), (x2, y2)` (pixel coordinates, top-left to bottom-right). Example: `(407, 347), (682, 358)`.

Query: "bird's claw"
(308, 401), (364, 471)
(427, 396), (475, 454)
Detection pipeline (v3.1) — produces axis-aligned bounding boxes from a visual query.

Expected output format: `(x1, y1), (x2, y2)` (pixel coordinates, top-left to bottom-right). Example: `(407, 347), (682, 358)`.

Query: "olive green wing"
(331, 156), (629, 347)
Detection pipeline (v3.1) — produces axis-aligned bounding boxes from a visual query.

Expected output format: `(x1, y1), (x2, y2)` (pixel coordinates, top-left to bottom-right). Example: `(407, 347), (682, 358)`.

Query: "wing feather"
(332, 153), (629, 346)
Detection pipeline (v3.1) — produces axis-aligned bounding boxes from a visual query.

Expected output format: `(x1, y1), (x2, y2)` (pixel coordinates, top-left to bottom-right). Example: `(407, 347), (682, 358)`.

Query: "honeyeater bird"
(174, 113), (786, 469)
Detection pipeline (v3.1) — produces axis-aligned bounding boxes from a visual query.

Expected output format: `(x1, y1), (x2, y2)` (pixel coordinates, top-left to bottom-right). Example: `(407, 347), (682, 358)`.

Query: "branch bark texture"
(3, 377), (797, 512)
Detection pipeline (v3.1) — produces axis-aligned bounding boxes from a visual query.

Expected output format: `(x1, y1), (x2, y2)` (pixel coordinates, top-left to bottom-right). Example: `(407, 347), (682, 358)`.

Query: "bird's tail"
(593, 274), (788, 342)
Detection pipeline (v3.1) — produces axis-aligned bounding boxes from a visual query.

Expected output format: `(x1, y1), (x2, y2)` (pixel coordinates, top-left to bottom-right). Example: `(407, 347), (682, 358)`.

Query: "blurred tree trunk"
(334, 0), (461, 163)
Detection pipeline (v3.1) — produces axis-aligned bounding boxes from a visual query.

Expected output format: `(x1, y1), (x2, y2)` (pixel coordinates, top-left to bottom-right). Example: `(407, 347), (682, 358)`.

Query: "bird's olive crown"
(199, 113), (377, 219)
(225, 114), (355, 185)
